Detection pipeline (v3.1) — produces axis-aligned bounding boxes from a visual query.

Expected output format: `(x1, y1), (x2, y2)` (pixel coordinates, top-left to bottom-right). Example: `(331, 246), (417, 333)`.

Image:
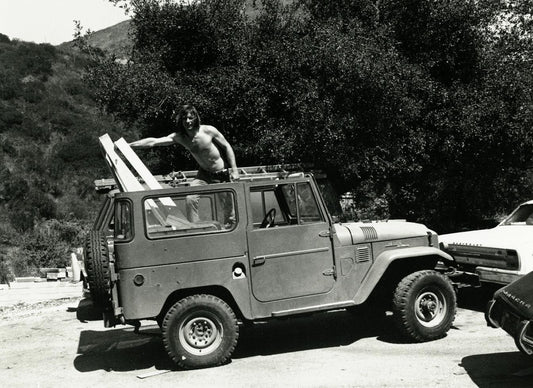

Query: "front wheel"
(393, 270), (456, 342)
(162, 294), (239, 369)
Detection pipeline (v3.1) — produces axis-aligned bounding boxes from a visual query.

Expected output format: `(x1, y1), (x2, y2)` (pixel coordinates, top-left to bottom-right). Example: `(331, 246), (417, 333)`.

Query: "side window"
(281, 184), (297, 217)
(251, 182), (323, 228)
(145, 190), (236, 238)
(251, 189), (284, 228)
(115, 200), (133, 240)
(297, 182), (323, 223)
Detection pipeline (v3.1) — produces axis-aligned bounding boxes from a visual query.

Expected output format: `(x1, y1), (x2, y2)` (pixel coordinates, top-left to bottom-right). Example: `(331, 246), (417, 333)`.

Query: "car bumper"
(476, 267), (522, 285)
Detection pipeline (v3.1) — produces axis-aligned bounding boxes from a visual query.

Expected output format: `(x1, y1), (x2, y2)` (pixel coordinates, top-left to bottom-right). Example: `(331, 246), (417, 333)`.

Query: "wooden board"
(114, 138), (175, 207)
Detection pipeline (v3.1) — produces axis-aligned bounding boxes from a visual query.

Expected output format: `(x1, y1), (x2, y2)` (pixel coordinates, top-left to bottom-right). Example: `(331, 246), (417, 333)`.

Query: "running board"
(271, 301), (355, 317)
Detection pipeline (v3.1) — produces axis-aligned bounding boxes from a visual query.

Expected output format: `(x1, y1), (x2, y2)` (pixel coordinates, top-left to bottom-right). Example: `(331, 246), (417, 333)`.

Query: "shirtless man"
(130, 104), (239, 223)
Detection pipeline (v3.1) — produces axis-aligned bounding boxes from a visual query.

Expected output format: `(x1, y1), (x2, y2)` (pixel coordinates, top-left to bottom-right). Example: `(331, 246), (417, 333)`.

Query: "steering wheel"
(260, 208), (276, 228)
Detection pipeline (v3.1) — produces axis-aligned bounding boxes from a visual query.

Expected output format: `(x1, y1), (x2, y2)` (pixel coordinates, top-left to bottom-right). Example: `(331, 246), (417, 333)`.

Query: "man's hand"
(229, 168), (240, 181)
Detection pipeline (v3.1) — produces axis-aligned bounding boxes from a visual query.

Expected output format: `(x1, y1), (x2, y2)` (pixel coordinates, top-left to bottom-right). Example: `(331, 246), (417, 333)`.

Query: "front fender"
(352, 246), (453, 304)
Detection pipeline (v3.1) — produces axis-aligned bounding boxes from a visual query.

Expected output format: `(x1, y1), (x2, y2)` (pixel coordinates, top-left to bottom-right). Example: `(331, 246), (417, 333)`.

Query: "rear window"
(114, 199), (133, 241)
(144, 190), (236, 238)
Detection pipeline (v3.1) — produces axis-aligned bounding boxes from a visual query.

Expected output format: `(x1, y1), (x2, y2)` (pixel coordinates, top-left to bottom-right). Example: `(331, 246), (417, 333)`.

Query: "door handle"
(253, 256), (266, 266)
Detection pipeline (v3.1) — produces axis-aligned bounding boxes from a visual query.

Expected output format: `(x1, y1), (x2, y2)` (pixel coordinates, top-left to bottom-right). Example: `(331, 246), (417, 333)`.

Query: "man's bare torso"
(175, 125), (225, 172)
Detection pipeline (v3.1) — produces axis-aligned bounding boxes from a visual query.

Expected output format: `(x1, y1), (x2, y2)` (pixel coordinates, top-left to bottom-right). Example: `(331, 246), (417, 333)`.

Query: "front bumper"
(476, 267), (522, 285)
(486, 299), (533, 355)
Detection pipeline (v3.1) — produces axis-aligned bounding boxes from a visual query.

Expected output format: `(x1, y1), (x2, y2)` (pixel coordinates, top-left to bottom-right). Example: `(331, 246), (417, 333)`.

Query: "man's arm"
(210, 127), (239, 180)
(129, 133), (177, 149)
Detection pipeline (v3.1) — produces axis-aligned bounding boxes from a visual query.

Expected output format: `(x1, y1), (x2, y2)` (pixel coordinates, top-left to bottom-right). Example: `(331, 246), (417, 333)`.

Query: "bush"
(0, 250), (14, 284)
(10, 247), (38, 277)
(9, 219), (86, 276)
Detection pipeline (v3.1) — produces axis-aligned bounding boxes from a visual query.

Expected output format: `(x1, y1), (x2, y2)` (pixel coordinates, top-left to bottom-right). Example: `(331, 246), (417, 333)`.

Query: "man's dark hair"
(173, 104), (201, 136)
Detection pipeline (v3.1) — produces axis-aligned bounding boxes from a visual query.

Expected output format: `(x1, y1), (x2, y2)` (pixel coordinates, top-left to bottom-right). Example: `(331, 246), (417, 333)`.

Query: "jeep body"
(86, 167), (456, 368)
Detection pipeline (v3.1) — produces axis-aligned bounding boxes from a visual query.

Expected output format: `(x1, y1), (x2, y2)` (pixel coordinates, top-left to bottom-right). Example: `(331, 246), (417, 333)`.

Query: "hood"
(334, 221), (432, 246)
(440, 226), (533, 251)
(494, 270), (533, 319)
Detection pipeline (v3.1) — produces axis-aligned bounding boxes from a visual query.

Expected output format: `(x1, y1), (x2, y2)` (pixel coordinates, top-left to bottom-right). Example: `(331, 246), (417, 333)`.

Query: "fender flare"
(352, 246), (453, 304)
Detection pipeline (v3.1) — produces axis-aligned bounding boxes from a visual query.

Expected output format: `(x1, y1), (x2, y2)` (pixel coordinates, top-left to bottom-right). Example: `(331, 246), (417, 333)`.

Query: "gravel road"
(0, 285), (532, 388)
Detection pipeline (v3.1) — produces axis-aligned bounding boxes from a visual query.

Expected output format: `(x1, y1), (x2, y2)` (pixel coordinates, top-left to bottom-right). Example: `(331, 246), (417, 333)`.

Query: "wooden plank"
(99, 134), (144, 192)
(99, 134), (168, 225)
(114, 138), (175, 207)
(137, 369), (172, 379)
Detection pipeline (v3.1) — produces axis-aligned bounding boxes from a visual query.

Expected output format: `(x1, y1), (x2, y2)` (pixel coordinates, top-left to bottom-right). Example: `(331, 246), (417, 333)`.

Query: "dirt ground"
(0, 286), (532, 388)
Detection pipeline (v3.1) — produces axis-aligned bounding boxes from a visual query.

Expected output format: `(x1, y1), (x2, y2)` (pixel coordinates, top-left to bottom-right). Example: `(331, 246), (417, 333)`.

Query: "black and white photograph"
(1, 0), (533, 386)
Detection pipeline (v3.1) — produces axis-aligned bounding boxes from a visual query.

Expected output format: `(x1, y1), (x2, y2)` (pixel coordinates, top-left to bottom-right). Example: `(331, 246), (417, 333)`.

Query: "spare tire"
(84, 231), (112, 311)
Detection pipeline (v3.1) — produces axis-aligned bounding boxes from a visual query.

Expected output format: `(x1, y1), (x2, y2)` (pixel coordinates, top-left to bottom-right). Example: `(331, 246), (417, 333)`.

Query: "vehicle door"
(246, 180), (335, 302)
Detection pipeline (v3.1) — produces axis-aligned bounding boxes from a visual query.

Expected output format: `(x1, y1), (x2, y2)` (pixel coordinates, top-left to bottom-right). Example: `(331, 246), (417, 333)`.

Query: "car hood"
(334, 221), (431, 246)
(494, 270), (533, 319)
(440, 226), (533, 250)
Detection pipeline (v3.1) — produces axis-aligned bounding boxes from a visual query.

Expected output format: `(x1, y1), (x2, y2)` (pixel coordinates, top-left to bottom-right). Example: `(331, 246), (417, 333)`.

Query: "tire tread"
(161, 294), (239, 369)
(392, 270), (456, 342)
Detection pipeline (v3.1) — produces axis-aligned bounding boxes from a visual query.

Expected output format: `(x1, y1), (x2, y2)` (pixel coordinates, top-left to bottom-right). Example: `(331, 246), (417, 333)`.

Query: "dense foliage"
(1, 0), (532, 278)
(0, 33), (124, 276)
(87, 0), (533, 232)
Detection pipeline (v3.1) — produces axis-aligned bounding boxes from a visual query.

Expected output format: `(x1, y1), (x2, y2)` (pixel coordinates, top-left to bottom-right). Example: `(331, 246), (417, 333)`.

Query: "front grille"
(447, 245), (519, 270)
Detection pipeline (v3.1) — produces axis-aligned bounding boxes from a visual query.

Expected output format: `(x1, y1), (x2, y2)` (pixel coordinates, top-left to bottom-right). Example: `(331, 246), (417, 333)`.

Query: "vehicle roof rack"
(94, 163), (324, 192)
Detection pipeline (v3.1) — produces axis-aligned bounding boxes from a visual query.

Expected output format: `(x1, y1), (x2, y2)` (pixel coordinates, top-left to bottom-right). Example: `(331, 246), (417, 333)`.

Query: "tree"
(84, 0), (533, 232)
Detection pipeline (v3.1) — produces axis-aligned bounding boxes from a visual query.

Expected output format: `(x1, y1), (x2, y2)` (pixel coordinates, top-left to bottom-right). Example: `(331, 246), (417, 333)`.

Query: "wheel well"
(366, 255), (442, 307)
(157, 286), (245, 323)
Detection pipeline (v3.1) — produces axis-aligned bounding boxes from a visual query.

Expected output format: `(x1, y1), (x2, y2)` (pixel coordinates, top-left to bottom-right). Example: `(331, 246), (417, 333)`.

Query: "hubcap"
(179, 316), (223, 355)
(415, 289), (447, 328)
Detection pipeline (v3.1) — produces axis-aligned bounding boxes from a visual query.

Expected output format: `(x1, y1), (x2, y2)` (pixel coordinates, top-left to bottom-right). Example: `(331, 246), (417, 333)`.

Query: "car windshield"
(502, 204), (533, 225)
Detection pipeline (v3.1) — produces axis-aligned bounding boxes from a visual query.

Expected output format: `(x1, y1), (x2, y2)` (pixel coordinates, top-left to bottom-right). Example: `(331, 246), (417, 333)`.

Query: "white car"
(440, 200), (533, 285)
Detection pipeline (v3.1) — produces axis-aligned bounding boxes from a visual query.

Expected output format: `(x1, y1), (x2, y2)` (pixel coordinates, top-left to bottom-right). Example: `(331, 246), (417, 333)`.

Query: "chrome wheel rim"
(415, 288), (447, 328)
(179, 315), (223, 355)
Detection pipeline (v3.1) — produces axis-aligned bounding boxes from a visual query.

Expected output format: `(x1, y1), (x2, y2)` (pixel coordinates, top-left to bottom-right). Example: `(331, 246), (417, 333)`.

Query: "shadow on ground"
(73, 302), (395, 372)
(74, 325), (173, 373)
(233, 309), (394, 358)
(461, 351), (533, 387)
(457, 284), (503, 313)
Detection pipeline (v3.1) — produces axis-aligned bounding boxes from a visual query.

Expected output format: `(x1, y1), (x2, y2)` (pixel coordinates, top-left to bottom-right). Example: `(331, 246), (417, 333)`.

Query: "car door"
(247, 180), (335, 302)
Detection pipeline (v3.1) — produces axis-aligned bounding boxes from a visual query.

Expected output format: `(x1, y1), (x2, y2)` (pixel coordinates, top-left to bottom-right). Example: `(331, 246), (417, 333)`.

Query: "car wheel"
(84, 231), (112, 311)
(393, 270), (456, 342)
(162, 294), (239, 369)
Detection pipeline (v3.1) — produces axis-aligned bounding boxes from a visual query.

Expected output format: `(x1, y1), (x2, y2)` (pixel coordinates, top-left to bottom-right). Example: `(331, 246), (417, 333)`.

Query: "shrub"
(0, 249), (14, 284)
(9, 219), (86, 276)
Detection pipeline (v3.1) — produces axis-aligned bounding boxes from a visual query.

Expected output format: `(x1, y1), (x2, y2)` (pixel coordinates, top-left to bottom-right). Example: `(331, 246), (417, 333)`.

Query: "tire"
(392, 270), (456, 342)
(162, 294), (239, 369)
(84, 231), (112, 311)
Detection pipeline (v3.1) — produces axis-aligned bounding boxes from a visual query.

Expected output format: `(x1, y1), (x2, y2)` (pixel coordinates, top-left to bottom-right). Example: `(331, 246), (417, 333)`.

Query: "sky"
(0, 0), (130, 45)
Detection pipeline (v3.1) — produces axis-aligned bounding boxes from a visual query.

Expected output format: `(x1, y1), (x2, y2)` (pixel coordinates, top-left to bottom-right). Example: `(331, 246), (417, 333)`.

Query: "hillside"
(0, 31), (132, 277)
(59, 19), (132, 58)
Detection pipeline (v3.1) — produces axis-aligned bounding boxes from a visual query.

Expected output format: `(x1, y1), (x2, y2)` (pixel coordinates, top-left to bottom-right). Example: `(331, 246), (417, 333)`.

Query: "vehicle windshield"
(502, 204), (533, 225)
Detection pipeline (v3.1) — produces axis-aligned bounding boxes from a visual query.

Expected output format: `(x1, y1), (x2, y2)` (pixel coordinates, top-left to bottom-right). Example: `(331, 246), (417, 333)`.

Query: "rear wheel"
(162, 294), (239, 369)
(84, 231), (112, 311)
(393, 270), (456, 342)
